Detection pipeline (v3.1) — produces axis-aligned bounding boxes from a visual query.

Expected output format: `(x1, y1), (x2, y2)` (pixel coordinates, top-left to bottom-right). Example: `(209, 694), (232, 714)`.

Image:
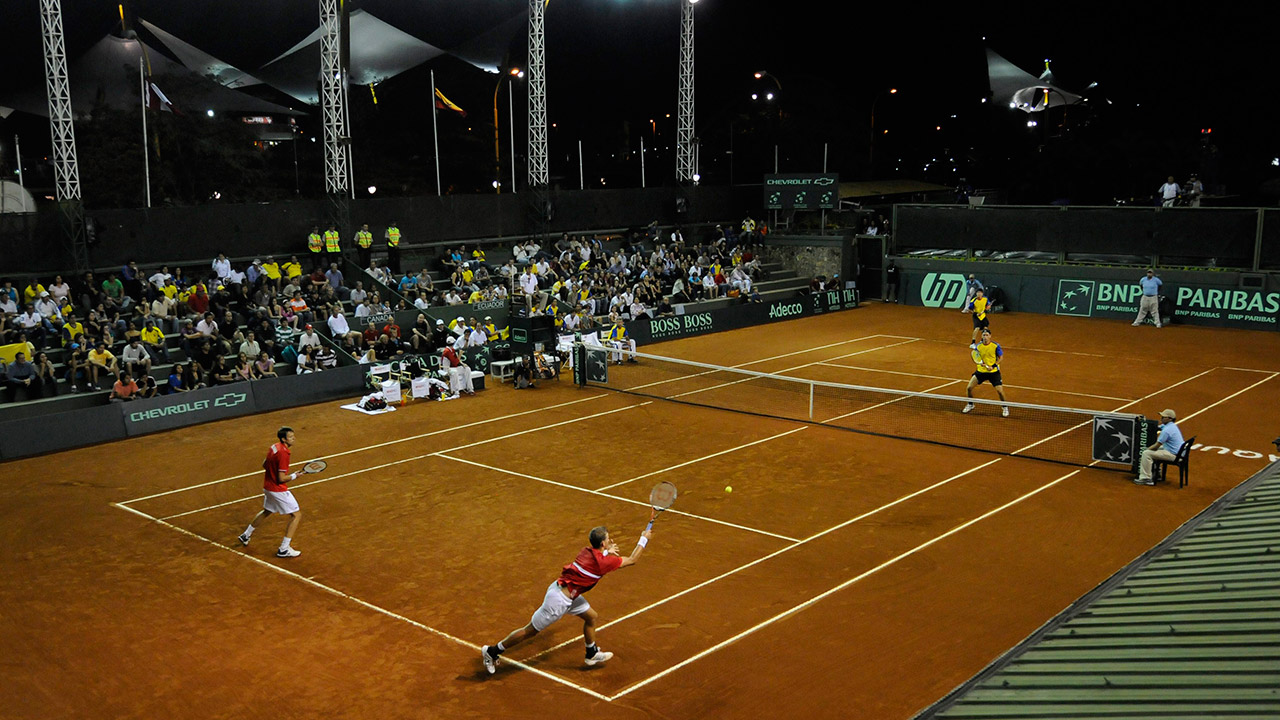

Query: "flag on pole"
(434, 88), (466, 117)
(145, 82), (178, 114)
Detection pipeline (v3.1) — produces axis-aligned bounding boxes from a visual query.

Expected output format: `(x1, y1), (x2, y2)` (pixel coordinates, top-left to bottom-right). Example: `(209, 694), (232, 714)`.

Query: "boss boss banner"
(627, 288), (859, 345)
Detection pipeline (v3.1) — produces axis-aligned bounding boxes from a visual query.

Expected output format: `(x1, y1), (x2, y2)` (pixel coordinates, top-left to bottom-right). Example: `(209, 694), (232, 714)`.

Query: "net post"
(809, 382), (814, 419)
(573, 341), (587, 387)
(1133, 415), (1148, 474)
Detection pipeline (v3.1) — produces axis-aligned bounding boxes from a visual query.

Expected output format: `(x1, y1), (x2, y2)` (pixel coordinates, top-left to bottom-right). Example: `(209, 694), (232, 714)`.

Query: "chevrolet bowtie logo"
(812, 177), (835, 186)
(214, 392), (248, 408)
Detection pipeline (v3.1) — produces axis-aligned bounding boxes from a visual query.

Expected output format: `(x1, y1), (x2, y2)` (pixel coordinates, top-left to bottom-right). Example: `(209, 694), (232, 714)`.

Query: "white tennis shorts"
(263, 490), (300, 515)
(530, 581), (590, 631)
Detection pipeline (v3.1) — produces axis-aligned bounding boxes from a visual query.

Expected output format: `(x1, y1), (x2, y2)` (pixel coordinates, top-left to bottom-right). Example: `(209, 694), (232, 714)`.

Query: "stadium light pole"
(493, 67), (524, 194)
(868, 87), (898, 177)
(676, 0), (697, 184)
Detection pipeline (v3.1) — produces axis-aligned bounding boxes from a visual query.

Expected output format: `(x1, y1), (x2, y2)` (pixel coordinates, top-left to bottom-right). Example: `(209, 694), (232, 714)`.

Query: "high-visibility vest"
(387, 226), (401, 247)
(308, 233), (323, 253)
(356, 230), (373, 248)
(324, 230), (340, 252)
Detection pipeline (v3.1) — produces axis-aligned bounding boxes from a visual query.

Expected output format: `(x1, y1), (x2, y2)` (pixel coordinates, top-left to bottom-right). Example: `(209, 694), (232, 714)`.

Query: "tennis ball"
(725, 486), (733, 493)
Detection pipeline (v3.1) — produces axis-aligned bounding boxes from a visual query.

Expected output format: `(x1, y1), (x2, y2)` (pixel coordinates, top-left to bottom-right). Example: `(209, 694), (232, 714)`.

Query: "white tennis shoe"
(1002, 406), (1010, 417)
(481, 646), (497, 675)
(962, 403), (974, 414)
(237, 532), (251, 546)
(276, 547), (301, 558)
(584, 649), (614, 666)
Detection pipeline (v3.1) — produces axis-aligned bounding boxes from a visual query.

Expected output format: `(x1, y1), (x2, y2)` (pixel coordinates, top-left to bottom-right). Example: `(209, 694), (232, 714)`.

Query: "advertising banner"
(627, 289), (859, 345)
(763, 174), (839, 210)
(905, 266), (1280, 331)
(123, 385), (256, 436)
(1051, 278), (1280, 329)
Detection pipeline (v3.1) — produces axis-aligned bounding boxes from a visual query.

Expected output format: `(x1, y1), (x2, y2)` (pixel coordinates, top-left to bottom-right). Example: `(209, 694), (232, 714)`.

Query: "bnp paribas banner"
(1053, 279), (1280, 329)
(911, 270), (1279, 330)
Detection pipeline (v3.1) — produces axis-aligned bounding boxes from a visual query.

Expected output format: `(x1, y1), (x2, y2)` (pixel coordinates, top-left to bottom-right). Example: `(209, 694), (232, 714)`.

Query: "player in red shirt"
(482, 525), (652, 674)
(237, 426), (304, 558)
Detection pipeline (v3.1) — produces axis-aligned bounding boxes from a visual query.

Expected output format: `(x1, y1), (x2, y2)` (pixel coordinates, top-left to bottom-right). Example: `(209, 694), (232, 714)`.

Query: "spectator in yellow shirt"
(87, 341), (120, 390)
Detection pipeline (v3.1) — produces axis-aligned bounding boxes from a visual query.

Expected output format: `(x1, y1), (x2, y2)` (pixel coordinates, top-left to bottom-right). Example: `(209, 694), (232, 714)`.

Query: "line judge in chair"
(1135, 408), (1183, 486)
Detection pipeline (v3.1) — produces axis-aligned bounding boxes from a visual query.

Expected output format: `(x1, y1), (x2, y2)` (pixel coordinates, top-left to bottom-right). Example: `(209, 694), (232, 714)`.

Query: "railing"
(891, 204), (1280, 272)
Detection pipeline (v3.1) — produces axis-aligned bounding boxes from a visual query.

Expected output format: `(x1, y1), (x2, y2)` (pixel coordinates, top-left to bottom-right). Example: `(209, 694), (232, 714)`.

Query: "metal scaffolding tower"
(319, 0), (351, 233)
(526, 0), (548, 188)
(39, 0), (89, 272)
(676, 0), (697, 183)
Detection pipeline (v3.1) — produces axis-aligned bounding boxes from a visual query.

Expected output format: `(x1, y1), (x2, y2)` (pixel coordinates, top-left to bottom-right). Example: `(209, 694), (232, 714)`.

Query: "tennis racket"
(300, 460), (327, 475)
(971, 346), (992, 373)
(645, 481), (678, 532)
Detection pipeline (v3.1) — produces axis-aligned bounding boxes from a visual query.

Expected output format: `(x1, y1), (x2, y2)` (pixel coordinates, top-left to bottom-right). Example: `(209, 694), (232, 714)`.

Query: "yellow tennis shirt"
(971, 296), (989, 320)
(974, 341), (1002, 373)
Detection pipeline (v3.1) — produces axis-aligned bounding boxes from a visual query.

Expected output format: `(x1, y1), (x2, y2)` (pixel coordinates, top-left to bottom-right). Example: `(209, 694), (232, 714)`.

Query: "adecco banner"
(628, 288), (859, 344)
(1052, 278), (1280, 329)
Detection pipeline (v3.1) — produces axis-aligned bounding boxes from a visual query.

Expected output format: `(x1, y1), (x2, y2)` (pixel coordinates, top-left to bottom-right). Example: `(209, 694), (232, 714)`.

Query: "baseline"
(110, 503), (611, 702)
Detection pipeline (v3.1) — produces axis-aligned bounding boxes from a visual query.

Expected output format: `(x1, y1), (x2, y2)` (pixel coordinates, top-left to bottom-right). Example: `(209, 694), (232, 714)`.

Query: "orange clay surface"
(2, 303), (1277, 719)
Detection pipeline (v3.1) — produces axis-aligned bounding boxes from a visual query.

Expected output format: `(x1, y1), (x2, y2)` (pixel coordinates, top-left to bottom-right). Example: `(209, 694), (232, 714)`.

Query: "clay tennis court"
(4, 303), (1277, 719)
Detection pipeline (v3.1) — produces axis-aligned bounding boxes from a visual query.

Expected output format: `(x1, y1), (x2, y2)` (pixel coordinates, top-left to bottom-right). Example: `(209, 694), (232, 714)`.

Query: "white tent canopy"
(140, 18), (263, 90)
(0, 34), (300, 118)
(255, 9), (448, 104)
(986, 48), (1081, 113)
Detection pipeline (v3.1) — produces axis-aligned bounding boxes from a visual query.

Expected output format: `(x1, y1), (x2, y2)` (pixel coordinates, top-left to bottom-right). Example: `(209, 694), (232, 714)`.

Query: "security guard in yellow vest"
(307, 226), (323, 270)
(323, 224), (341, 266)
(385, 221), (402, 275)
(354, 223), (374, 270)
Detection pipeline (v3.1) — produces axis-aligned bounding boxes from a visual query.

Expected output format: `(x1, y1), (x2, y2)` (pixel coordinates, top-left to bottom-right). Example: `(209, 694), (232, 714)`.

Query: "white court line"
(526, 364), (1232, 668)
(817, 362), (1132, 402)
(820, 379), (961, 424)
(607, 464), (1084, 701)
(626, 333), (889, 393)
(1011, 368), (1218, 458)
(111, 502), (610, 702)
(122, 335), (896, 506)
(522, 459), (1003, 663)
(161, 402), (651, 521)
(1179, 372), (1278, 424)
(437, 454), (799, 543)
(593, 427), (808, 492)
(118, 393), (609, 506)
(1219, 366), (1279, 375)
(668, 339), (920, 400)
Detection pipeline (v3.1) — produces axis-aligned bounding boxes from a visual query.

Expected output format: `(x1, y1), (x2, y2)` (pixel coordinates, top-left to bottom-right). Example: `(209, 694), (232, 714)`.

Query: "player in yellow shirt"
(962, 328), (1009, 417)
(965, 288), (991, 344)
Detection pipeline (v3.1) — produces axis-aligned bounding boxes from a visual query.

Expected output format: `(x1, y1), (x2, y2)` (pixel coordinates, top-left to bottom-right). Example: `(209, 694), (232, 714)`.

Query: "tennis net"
(577, 343), (1145, 471)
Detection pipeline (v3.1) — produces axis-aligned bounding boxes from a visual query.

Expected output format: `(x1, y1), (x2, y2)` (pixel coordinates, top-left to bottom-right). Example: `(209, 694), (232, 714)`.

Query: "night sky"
(0, 0), (1275, 204)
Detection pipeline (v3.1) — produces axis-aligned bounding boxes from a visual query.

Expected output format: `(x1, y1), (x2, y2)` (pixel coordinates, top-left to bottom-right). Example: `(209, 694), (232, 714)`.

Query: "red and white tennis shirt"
(556, 547), (624, 598)
(263, 441), (291, 493)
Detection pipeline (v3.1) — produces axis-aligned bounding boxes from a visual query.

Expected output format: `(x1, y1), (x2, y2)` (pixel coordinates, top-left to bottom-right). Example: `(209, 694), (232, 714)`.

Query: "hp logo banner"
(920, 273), (967, 309)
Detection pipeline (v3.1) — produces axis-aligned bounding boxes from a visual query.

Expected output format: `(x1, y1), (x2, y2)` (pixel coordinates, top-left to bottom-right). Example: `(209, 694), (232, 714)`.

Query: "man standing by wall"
(386, 221), (402, 275)
(307, 226), (324, 271)
(1133, 270), (1163, 328)
(1159, 176), (1181, 207)
(354, 223), (374, 270)
(323, 224), (341, 268)
(884, 259), (900, 304)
